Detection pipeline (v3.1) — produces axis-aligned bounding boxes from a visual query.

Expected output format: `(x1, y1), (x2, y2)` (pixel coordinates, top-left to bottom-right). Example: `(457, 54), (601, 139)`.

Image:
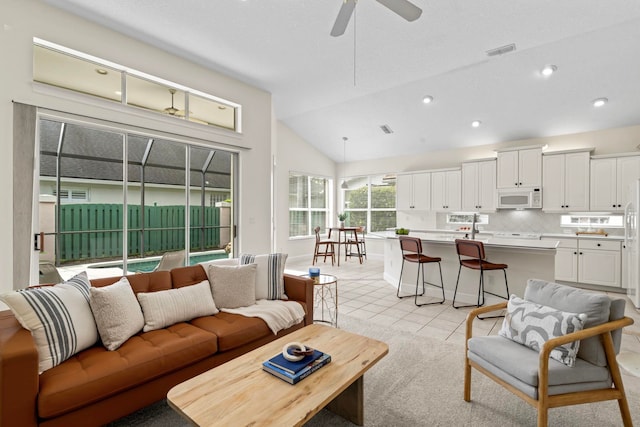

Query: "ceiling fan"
(331, 0), (422, 37)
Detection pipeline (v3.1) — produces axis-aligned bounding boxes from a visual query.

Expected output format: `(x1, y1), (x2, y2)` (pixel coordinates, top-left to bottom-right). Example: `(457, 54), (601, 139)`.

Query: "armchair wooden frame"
(464, 302), (634, 427)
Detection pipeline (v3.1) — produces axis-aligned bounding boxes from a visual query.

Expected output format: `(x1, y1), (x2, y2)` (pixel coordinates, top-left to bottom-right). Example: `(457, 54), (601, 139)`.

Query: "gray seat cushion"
(524, 279), (616, 366)
(468, 336), (611, 399)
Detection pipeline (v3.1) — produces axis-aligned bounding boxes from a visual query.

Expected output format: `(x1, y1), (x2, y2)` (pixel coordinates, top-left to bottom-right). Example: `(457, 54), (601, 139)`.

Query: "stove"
(493, 231), (541, 240)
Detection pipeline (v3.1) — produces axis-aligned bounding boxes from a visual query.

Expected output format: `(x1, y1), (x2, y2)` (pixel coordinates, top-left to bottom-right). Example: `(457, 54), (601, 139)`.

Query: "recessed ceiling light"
(471, 120), (481, 128)
(114, 91), (122, 95)
(541, 64), (557, 77)
(95, 68), (108, 75)
(422, 95), (433, 104)
(592, 97), (608, 107)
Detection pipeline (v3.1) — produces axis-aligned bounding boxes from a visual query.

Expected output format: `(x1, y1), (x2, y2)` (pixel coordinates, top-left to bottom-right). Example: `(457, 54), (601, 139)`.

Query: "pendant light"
(340, 137), (349, 190)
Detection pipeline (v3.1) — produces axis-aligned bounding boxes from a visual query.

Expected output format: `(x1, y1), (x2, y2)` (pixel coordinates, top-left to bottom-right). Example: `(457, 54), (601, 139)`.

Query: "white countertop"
(375, 231), (558, 249)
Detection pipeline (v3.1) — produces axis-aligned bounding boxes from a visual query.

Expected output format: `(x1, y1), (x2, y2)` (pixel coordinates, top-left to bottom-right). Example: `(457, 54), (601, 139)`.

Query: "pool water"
(94, 252), (229, 273)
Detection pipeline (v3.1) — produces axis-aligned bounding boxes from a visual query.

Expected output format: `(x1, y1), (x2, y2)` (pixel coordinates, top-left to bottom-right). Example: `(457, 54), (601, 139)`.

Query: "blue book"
(266, 349), (325, 375)
(262, 352), (331, 384)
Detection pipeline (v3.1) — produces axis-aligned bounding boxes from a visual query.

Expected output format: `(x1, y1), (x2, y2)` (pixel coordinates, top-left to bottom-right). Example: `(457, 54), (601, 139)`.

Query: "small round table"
(303, 273), (338, 327)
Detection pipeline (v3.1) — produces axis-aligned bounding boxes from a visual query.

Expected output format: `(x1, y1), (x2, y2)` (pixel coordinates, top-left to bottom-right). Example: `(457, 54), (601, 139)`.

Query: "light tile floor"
(288, 254), (640, 391)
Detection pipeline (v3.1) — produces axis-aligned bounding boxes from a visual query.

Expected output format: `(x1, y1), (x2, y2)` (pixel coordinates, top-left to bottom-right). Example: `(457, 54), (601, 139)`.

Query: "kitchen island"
(378, 231), (559, 306)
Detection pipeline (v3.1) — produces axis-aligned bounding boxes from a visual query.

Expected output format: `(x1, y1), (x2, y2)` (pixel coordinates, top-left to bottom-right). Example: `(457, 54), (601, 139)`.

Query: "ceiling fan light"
(541, 64), (557, 77)
(422, 95), (433, 104)
(592, 97), (608, 108)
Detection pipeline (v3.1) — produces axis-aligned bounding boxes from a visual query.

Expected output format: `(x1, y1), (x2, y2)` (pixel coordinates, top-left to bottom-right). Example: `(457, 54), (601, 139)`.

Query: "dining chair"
(345, 226), (366, 263)
(312, 226), (336, 265)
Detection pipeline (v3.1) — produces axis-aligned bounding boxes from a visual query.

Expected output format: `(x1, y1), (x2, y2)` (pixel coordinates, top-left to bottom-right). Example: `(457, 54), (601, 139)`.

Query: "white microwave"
(497, 187), (542, 209)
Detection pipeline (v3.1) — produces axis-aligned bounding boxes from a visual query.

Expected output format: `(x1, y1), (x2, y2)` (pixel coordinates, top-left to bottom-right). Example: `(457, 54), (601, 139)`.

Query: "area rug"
(109, 315), (640, 426)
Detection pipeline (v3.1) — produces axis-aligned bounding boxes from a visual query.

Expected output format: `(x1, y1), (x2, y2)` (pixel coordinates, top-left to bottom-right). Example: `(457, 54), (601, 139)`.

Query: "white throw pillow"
(137, 280), (218, 332)
(499, 295), (587, 367)
(239, 253), (288, 300)
(208, 263), (257, 309)
(90, 277), (145, 351)
(0, 272), (98, 373)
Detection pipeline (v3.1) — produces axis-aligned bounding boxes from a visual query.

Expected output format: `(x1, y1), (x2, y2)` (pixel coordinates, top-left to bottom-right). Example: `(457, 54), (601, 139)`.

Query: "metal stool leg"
(415, 261), (445, 306)
(452, 264), (480, 309)
(477, 268), (509, 320)
(397, 259), (425, 299)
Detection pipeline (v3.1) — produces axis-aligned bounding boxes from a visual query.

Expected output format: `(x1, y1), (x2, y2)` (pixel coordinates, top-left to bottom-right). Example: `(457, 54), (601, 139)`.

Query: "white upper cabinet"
(590, 156), (640, 211)
(431, 169), (461, 212)
(542, 151), (590, 212)
(497, 147), (542, 189)
(396, 172), (430, 211)
(462, 160), (496, 212)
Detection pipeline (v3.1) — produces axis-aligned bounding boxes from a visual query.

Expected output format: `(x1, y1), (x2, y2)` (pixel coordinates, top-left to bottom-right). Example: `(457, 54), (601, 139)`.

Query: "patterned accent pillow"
(499, 295), (587, 367)
(137, 280), (218, 332)
(90, 277), (145, 350)
(239, 253), (288, 300)
(0, 272), (98, 373)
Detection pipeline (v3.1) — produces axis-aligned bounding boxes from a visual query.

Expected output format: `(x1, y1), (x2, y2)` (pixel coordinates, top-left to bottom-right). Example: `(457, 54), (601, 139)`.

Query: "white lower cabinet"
(544, 238), (622, 287)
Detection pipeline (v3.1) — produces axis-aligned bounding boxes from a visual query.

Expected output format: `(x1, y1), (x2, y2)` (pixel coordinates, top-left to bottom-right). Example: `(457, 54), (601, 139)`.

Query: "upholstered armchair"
(464, 279), (634, 427)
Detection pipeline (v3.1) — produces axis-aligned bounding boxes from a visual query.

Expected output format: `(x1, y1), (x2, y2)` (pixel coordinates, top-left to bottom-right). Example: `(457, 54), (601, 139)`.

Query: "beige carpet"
(109, 315), (640, 426)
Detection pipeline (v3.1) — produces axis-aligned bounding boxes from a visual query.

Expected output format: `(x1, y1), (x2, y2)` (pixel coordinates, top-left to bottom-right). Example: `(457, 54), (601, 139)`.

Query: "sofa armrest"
(0, 310), (39, 427)
(283, 274), (314, 326)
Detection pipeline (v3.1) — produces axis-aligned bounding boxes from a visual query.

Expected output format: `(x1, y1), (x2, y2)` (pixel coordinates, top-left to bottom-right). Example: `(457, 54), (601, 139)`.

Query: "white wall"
(275, 123), (336, 258)
(1, 0), (274, 291)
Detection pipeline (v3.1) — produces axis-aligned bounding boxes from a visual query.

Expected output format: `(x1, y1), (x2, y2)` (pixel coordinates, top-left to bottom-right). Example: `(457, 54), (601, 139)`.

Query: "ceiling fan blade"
(376, 0), (422, 21)
(330, 0), (357, 37)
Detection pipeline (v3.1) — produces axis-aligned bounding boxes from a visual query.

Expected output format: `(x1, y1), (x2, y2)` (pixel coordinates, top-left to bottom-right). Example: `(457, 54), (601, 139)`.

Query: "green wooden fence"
(59, 204), (221, 262)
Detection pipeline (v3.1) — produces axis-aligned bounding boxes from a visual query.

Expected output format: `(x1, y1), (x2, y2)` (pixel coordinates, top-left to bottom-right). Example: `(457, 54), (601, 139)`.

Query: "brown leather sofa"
(0, 265), (313, 427)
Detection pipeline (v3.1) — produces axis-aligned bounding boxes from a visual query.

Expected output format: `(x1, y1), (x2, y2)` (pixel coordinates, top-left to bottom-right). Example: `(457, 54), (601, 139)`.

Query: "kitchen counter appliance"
(497, 187), (542, 209)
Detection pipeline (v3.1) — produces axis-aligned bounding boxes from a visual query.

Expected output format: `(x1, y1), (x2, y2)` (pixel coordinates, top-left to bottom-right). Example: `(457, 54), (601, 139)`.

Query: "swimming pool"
(89, 251), (229, 273)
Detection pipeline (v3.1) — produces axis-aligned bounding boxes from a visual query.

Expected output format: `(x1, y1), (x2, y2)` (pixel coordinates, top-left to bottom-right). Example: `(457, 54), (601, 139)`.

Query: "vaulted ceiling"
(43, 0), (640, 162)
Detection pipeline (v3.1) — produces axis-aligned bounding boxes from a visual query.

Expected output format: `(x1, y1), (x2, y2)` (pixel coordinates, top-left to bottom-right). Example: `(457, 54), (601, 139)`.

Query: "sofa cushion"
(240, 253), (288, 300)
(524, 279), (612, 366)
(89, 277), (144, 351)
(209, 264), (257, 309)
(190, 312), (271, 352)
(137, 280), (218, 332)
(37, 322), (217, 418)
(199, 257), (239, 284)
(91, 271), (172, 294)
(1, 272), (98, 373)
(499, 295), (587, 367)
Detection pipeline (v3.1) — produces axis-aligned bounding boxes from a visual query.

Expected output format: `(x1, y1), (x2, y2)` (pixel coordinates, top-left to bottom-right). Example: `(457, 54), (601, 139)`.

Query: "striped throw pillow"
(0, 272), (98, 373)
(240, 253), (288, 300)
(499, 295), (587, 367)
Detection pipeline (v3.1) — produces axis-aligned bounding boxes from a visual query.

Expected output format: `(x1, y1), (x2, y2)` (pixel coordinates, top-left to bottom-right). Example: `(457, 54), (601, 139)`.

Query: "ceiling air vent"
(380, 124), (394, 134)
(486, 43), (516, 57)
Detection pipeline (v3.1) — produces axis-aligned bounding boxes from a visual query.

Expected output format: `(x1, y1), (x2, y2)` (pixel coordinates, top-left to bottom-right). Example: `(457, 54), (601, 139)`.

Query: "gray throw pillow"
(239, 253), (288, 300)
(208, 263), (257, 309)
(90, 277), (145, 351)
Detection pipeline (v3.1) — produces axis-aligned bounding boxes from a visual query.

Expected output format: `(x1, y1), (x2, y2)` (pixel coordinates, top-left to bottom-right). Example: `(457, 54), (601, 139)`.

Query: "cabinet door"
(431, 171), (446, 210)
(497, 151), (519, 189)
(590, 158), (617, 211)
(412, 172), (431, 210)
(617, 156), (640, 208)
(518, 148), (542, 187)
(396, 174), (414, 210)
(445, 170), (462, 211)
(555, 248), (578, 282)
(477, 160), (497, 211)
(563, 152), (590, 211)
(461, 163), (479, 210)
(579, 249), (621, 287)
(542, 154), (565, 211)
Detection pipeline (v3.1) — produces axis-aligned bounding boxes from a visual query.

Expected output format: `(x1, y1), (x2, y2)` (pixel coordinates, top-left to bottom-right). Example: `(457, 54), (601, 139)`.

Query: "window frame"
(288, 172), (332, 238)
(341, 174), (397, 233)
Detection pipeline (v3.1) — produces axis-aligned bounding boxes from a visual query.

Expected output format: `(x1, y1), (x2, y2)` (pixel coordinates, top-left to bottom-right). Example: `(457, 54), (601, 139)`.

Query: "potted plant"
(337, 212), (348, 228)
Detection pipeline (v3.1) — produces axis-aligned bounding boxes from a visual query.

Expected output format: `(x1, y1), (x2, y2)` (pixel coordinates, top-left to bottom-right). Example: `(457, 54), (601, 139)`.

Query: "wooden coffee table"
(167, 324), (388, 426)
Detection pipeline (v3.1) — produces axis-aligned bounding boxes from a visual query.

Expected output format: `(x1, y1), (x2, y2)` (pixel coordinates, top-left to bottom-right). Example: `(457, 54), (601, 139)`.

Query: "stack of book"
(262, 349), (331, 384)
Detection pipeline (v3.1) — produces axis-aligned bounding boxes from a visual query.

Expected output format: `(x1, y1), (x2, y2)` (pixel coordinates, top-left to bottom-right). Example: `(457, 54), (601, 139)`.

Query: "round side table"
(303, 273), (338, 327)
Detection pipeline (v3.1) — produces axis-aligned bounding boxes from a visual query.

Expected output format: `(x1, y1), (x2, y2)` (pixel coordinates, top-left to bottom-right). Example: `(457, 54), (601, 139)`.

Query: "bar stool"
(396, 236), (445, 306)
(452, 239), (509, 319)
(312, 226), (336, 266)
(345, 226), (366, 263)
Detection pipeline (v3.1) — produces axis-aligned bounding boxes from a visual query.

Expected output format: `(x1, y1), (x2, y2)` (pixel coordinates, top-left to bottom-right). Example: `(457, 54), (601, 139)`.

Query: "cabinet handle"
(573, 251), (577, 255)
(613, 204), (616, 208)
(597, 243), (601, 247)
(579, 252), (583, 255)
(618, 204), (622, 208)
